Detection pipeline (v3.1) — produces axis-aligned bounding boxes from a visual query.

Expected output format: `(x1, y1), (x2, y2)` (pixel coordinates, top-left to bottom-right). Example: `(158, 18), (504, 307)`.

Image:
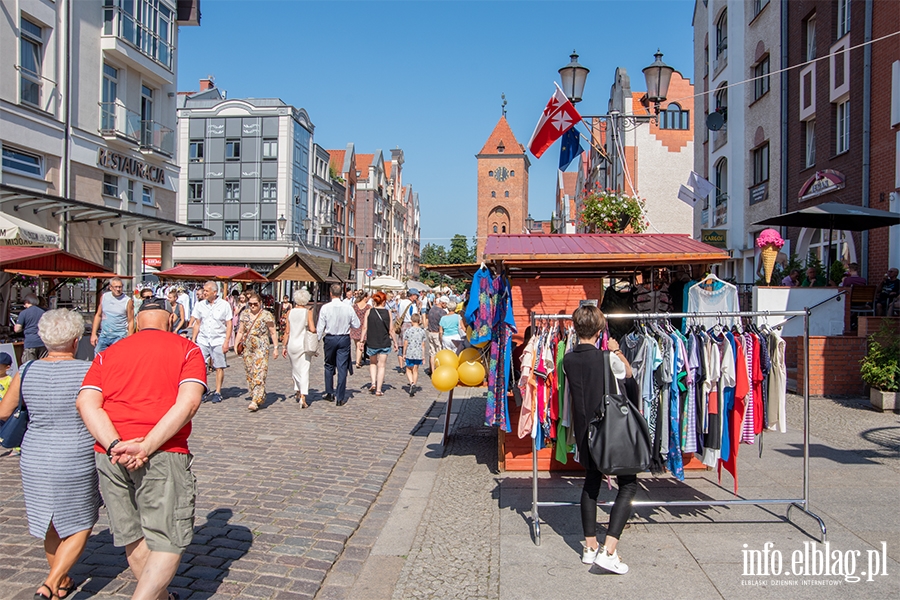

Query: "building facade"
(1, 0), (205, 280)
(475, 116), (530, 259)
(327, 144), (358, 268)
(354, 151), (390, 287)
(173, 88), (339, 272)
(785, 0), (898, 279)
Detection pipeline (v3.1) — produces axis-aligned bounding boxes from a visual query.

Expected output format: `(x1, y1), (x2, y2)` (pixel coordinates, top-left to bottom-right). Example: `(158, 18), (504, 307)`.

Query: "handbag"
(303, 310), (319, 353)
(586, 352), (652, 475)
(0, 360), (35, 449)
(236, 311), (263, 356)
(393, 303), (413, 335)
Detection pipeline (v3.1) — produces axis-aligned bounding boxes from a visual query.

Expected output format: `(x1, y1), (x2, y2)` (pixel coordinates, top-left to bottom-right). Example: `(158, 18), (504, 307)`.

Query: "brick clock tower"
(476, 116), (530, 258)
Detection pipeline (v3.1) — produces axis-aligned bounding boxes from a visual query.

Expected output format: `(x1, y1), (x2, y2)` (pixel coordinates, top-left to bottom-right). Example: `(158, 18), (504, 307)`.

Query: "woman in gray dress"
(0, 309), (98, 599)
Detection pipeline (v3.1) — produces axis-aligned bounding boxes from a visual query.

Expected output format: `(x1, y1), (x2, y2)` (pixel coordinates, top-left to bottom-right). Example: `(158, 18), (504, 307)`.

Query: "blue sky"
(177, 0), (696, 249)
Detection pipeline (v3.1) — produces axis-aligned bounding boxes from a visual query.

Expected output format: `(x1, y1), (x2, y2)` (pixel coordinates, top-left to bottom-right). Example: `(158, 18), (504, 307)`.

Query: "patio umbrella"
(0, 212), (59, 246)
(367, 275), (404, 290)
(753, 202), (900, 266)
(405, 280), (430, 293)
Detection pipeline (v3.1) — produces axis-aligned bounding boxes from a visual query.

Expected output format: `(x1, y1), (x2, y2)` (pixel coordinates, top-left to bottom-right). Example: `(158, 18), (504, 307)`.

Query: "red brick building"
(786, 0), (899, 278)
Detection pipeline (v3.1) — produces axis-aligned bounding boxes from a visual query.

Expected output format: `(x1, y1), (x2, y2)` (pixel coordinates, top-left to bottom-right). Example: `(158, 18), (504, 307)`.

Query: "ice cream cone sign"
(756, 229), (785, 284)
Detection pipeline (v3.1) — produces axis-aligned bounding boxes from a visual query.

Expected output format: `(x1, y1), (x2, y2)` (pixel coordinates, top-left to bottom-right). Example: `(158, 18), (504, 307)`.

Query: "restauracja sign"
(97, 149), (165, 185)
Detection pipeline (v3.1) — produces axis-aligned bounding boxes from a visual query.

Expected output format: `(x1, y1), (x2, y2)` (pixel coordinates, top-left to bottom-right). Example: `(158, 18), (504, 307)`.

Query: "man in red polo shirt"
(77, 298), (206, 600)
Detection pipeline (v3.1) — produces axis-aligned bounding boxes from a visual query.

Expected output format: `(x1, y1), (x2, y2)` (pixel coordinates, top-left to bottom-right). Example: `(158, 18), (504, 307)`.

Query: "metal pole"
(803, 308), (810, 507)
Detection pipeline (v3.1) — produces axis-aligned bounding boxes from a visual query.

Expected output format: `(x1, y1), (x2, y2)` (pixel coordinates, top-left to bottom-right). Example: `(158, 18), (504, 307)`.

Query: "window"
(501, 225), (506, 233)
(704, 45), (709, 77)
(140, 85), (154, 147)
(101, 64), (118, 132)
(493, 225), (498, 233)
(188, 181), (203, 202)
(261, 222), (277, 241)
(2, 147), (42, 176)
(504, 191), (510, 197)
(714, 158), (728, 226)
(262, 139), (277, 159)
(659, 103), (690, 129)
(836, 100), (850, 154)
(142, 185), (153, 205)
(189, 140), (204, 162)
(488, 170), (494, 177)
(510, 170), (515, 177)
(805, 120), (816, 167)
(126, 179), (135, 203)
(103, 238), (117, 271)
(102, 0), (175, 69)
(225, 139), (241, 160)
(103, 174), (119, 197)
(224, 181), (240, 202)
(753, 0), (768, 17)
(224, 222), (240, 240)
(715, 10), (727, 58)
(20, 17), (43, 106)
(754, 56), (770, 100)
(752, 143), (769, 185)
(837, 0), (850, 38)
(261, 181), (277, 202)
(491, 191), (496, 198)
(126, 241), (134, 277)
(806, 15), (817, 61)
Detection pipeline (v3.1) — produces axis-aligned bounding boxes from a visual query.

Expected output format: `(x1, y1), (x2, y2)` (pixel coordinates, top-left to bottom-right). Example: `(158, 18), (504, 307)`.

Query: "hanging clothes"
(686, 275), (741, 329)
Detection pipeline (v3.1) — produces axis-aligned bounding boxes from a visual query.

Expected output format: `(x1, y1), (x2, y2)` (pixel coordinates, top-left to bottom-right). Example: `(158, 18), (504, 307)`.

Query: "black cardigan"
(562, 343), (640, 461)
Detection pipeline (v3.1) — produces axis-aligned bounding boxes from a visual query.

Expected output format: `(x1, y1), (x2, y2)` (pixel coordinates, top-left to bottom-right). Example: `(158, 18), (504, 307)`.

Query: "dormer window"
(497, 141), (505, 153)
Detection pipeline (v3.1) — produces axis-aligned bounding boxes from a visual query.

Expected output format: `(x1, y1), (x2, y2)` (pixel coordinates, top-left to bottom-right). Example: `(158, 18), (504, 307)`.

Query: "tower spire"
(501, 93), (507, 117)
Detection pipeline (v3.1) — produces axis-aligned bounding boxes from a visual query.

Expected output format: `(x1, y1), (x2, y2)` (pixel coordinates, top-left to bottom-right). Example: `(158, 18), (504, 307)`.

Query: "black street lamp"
(558, 50), (589, 104)
(642, 50), (675, 115)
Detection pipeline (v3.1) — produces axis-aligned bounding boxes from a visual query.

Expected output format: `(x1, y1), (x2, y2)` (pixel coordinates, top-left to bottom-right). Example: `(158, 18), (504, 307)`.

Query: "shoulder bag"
(236, 311), (263, 356)
(587, 352), (652, 475)
(302, 309), (319, 354)
(393, 303), (413, 335)
(0, 360), (36, 449)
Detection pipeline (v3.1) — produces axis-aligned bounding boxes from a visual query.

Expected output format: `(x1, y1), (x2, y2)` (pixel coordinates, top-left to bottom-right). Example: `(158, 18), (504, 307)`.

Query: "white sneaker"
(594, 548), (629, 574)
(581, 543), (601, 564)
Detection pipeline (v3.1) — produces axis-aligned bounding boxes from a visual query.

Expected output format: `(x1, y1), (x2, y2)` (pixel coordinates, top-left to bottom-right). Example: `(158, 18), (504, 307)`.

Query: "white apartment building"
(692, 0), (783, 281)
(1, 0), (206, 279)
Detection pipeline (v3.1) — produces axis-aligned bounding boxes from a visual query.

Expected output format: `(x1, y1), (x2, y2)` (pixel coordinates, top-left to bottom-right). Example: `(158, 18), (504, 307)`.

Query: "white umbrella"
(0, 212), (59, 246)
(406, 280), (430, 293)
(367, 275), (404, 290)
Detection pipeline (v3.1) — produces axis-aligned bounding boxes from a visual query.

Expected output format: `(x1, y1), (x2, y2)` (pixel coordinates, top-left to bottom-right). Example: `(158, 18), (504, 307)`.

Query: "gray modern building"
(174, 81), (338, 272)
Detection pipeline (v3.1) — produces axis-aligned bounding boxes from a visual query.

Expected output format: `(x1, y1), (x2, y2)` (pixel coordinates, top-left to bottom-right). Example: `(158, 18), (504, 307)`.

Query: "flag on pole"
(677, 184), (699, 205)
(558, 127), (584, 170)
(528, 83), (582, 159)
(688, 171), (716, 198)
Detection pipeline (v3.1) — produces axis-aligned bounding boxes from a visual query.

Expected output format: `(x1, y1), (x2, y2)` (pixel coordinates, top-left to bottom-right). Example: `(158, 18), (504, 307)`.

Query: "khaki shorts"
(96, 451), (197, 554)
(427, 331), (442, 359)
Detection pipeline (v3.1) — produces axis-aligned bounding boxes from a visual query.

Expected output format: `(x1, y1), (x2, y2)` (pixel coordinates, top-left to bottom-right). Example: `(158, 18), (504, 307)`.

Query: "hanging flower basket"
(578, 188), (648, 234)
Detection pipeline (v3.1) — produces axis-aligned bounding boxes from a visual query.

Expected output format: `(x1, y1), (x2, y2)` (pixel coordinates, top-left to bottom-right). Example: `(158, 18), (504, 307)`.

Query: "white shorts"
(198, 343), (227, 369)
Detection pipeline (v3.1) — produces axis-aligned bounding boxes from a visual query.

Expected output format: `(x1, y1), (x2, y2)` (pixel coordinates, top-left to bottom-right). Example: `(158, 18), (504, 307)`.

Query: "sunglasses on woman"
(248, 302), (260, 307)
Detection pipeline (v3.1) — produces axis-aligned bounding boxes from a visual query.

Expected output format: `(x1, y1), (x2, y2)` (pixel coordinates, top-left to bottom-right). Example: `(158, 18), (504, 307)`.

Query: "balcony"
(140, 120), (175, 156)
(102, 1), (175, 81)
(99, 102), (141, 142)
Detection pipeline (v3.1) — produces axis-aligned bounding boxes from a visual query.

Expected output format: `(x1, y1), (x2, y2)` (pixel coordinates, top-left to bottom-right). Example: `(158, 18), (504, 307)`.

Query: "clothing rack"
(527, 309), (826, 546)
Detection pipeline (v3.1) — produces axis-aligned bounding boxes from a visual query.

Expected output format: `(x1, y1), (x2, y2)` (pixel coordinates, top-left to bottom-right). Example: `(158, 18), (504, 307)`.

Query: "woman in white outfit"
(282, 288), (317, 408)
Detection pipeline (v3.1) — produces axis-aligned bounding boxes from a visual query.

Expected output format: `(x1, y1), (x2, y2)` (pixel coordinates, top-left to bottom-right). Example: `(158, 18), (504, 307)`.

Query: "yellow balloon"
(457, 360), (486, 387)
(432, 365), (459, 392)
(458, 347), (481, 364)
(434, 349), (459, 370)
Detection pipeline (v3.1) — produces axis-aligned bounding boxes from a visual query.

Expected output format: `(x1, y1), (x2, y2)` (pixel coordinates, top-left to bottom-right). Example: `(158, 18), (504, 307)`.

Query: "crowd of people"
(0, 279), (470, 598)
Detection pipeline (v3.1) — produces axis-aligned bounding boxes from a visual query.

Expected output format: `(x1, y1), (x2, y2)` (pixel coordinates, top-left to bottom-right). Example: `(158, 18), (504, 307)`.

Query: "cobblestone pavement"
(0, 350), (434, 600)
(389, 393), (500, 600)
(786, 393), (900, 472)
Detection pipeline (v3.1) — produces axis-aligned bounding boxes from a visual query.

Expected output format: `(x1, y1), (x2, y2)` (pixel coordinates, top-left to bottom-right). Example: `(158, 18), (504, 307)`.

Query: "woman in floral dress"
(234, 292), (279, 412)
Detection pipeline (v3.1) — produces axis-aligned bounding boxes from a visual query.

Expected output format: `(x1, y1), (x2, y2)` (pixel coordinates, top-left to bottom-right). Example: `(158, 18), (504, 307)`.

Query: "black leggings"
(581, 467), (638, 540)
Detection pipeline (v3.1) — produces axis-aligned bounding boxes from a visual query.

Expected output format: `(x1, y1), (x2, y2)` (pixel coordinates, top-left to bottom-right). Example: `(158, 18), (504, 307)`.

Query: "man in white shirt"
(317, 283), (360, 406)
(396, 291), (418, 370)
(191, 281), (233, 403)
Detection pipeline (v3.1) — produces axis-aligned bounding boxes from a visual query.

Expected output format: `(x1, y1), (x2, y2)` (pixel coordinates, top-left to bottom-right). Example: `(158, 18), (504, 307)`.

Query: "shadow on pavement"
(170, 508), (252, 598)
(775, 442), (886, 465)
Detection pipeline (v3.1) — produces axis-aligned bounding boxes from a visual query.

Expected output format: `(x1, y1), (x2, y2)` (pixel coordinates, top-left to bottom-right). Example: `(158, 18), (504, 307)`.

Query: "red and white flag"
(528, 83), (582, 159)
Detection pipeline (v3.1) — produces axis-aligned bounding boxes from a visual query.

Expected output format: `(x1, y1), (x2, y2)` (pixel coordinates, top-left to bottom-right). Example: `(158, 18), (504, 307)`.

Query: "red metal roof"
(483, 234), (728, 269)
(156, 264), (268, 282)
(1, 246), (120, 278)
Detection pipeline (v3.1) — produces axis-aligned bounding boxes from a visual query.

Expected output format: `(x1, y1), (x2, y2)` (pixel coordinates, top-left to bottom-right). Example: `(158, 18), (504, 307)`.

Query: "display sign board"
(798, 169), (845, 202)
(749, 182), (768, 205)
(701, 229), (728, 248)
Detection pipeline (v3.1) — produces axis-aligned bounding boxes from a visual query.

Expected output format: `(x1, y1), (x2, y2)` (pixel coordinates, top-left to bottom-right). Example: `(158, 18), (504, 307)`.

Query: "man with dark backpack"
(563, 304), (640, 575)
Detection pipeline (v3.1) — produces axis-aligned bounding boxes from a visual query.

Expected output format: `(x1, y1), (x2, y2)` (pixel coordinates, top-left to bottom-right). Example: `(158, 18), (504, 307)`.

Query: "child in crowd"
(402, 314), (427, 397)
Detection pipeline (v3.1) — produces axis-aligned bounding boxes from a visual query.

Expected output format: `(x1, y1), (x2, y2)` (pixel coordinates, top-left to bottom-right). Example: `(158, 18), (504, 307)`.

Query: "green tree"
(469, 235), (478, 262)
(420, 243), (447, 266)
(447, 234), (471, 264)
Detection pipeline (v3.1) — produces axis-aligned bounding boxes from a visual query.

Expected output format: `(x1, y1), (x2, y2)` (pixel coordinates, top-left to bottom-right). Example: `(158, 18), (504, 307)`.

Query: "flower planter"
(869, 388), (899, 412)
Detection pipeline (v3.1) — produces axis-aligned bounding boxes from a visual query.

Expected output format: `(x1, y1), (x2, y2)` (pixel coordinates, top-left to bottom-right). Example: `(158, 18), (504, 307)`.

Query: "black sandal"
(56, 577), (77, 598)
(35, 583), (55, 600)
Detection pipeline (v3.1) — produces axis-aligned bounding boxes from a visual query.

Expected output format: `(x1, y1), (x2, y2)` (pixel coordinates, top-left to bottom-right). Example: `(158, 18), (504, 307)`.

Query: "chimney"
(199, 78), (215, 91)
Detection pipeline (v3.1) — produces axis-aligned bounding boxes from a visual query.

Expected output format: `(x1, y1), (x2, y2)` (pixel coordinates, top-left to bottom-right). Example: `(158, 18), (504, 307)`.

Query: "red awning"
(156, 264), (268, 282)
(0, 246), (122, 278)
(483, 234), (728, 273)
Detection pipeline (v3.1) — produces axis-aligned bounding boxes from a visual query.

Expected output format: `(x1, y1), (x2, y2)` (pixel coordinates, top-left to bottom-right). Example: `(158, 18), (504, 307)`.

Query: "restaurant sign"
(798, 169), (845, 202)
(97, 148), (166, 185)
(701, 229), (728, 249)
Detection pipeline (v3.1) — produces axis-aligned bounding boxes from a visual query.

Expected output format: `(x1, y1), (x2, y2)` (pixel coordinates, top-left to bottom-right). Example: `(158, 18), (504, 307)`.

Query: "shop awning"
(0, 246), (121, 278)
(1, 212), (59, 246)
(0, 183), (213, 239)
(483, 233), (729, 275)
(267, 252), (349, 283)
(156, 264), (268, 282)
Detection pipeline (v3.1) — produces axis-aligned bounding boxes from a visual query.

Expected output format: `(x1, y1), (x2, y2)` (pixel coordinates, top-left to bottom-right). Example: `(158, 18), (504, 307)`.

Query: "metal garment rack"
(527, 309), (827, 545)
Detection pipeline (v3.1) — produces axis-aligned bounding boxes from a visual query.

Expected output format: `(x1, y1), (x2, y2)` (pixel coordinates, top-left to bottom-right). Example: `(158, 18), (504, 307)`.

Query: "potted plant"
(859, 323), (900, 412)
(578, 187), (648, 234)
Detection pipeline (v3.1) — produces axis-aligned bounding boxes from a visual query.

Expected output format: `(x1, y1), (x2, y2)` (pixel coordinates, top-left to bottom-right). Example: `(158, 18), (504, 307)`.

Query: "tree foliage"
(447, 234), (473, 264)
(418, 234), (474, 292)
